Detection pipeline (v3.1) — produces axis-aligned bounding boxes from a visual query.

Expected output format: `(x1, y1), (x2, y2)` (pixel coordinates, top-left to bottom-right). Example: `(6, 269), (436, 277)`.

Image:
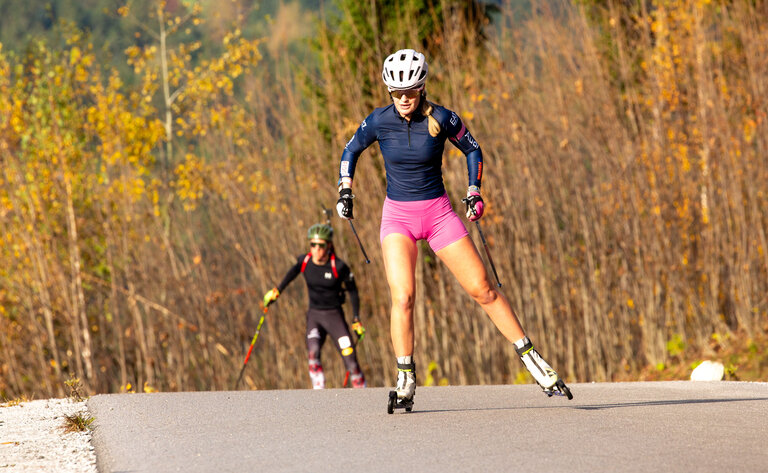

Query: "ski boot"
(308, 358), (325, 389)
(515, 337), (573, 400)
(349, 370), (366, 388)
(387, 357), (416, 414)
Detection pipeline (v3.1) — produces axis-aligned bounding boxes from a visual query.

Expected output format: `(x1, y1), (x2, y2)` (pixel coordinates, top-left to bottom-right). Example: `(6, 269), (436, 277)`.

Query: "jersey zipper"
(407, 119), (411, 148)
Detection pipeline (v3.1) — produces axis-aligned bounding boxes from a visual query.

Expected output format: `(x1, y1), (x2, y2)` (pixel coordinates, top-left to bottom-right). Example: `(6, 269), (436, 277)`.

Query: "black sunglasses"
(310, 242), (327, 249)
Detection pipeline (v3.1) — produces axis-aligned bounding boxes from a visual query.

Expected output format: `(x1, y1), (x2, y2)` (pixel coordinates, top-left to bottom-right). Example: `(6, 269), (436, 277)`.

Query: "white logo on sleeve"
(466, 132), (479, 149)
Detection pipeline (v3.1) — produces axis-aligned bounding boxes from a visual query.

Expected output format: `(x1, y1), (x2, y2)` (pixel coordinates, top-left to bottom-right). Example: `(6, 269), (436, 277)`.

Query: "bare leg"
(435, 236), (526, 342)
(436, 235), (564, 392)
(381, 233), (418, 356)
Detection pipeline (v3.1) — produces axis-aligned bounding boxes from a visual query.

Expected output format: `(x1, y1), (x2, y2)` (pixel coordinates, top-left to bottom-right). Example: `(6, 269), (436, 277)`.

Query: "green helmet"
(307, 223), (333, 241)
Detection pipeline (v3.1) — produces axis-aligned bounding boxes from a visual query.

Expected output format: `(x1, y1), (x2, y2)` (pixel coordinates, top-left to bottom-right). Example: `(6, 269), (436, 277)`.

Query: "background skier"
(262, 224), (366, 389)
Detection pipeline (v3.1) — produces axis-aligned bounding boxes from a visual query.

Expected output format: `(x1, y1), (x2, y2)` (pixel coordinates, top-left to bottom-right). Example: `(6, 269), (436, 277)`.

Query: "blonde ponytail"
(420, 97), (440, 137)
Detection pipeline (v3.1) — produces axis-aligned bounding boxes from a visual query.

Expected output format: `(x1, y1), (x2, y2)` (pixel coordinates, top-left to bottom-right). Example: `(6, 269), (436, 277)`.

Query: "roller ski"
(515, 337), (573, 400)
(387, 358), (416, 414)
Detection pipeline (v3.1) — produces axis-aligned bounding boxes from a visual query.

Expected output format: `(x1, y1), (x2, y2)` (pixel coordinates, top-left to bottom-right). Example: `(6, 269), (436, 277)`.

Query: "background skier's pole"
(234, 306), (268, 390)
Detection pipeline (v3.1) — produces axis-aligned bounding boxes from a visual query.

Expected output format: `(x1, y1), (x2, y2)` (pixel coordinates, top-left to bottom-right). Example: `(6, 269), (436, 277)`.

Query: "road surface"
(88, 381), (768, 472)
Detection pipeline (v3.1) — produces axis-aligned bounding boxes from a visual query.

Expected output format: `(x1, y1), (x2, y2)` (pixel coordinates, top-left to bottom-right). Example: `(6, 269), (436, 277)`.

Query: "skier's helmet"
(382, 49), (428, 92)
(307, 223), (334, 241)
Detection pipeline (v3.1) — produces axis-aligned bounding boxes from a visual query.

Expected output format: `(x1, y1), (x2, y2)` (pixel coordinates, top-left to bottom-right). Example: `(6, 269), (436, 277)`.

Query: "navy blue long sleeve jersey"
(339, 103), (483, 201)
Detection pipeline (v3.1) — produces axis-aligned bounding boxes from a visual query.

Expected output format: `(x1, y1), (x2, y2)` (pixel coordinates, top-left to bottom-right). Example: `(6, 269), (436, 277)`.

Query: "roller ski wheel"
(545, 379), (573, 400)
(387, 390), (414, 414)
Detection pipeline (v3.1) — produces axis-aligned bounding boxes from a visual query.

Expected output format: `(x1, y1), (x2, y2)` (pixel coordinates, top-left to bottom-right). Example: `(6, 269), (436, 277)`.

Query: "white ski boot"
(515, 337), (572, 399)
(387, 357), (416, 413)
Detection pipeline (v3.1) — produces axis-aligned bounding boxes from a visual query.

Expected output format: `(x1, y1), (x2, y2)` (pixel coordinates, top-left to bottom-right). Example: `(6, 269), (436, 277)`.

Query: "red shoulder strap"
(300, 253), (311, 273)
(301, 253), (338, 278)
(331, 254), (338, 279)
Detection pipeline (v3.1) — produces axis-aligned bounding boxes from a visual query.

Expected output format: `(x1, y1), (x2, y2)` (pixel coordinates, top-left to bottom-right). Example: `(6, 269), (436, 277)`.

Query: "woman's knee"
(469, 284), (498, 305)
(390, 291), (415, 313)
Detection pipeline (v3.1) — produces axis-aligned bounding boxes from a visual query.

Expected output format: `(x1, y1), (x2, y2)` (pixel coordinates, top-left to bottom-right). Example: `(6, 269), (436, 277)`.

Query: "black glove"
(336, 188), (354, 219)
(462, 190), (484, 222)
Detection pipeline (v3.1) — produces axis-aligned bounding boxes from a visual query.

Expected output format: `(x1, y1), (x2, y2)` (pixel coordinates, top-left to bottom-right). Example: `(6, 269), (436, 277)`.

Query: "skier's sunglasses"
(310, 242), (327, 249)
(390, 87), (422, 100)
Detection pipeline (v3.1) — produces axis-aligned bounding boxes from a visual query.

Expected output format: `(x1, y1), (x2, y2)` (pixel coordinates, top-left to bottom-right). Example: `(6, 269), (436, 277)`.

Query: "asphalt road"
(88, 381), (768, 472)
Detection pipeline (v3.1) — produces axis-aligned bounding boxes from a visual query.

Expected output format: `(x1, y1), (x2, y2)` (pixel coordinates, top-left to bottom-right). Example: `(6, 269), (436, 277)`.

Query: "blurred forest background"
(1, 0), (767, 399)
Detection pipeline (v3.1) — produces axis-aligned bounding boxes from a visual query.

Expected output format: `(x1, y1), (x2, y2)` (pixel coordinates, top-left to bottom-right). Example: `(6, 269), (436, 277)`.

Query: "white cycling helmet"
(382, 49), (428, 91)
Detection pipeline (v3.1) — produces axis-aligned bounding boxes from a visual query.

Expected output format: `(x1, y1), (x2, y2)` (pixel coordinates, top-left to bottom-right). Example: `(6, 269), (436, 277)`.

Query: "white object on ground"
(690, 360), (725, 381)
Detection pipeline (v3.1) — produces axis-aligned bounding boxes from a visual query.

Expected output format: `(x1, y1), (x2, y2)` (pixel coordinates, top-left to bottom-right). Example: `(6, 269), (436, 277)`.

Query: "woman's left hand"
(464, 189), (484, 221)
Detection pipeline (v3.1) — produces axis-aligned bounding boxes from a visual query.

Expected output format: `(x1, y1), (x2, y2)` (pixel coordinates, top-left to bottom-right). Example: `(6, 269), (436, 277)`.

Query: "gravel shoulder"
(0, 398), (97, 473)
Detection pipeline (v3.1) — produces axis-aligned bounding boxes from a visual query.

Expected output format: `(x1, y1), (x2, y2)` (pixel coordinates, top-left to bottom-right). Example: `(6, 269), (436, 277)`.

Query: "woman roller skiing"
(334, 49), (572, 412)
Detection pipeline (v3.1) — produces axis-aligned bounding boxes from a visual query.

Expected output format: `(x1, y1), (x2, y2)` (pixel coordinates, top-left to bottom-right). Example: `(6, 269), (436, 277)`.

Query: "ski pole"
(234, 306), (268, 390)
(347, 220), (370, 264)
(462, 197), (502, 288)
(322, 207), (333, 225)
(474, 220), (502, 287)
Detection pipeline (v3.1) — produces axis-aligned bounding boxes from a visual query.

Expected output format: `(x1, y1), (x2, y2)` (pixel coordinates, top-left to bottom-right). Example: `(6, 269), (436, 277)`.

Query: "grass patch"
(65, 377), (86, 402)
(63, 413), (94, 433)
(0, 396), (29, 407)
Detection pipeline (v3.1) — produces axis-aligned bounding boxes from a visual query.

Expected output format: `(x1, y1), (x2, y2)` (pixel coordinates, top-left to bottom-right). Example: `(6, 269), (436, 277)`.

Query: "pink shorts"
(380, 193), (469, 252)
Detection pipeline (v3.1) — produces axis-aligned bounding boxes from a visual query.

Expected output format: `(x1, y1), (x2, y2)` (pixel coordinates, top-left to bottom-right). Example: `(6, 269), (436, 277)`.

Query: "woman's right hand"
(336, 188), (354, 219)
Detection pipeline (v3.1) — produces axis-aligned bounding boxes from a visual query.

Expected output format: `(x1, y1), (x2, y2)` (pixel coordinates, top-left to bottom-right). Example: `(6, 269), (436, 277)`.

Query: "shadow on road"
(411, 397), (768, 414)
(572, 397), (768, 410)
